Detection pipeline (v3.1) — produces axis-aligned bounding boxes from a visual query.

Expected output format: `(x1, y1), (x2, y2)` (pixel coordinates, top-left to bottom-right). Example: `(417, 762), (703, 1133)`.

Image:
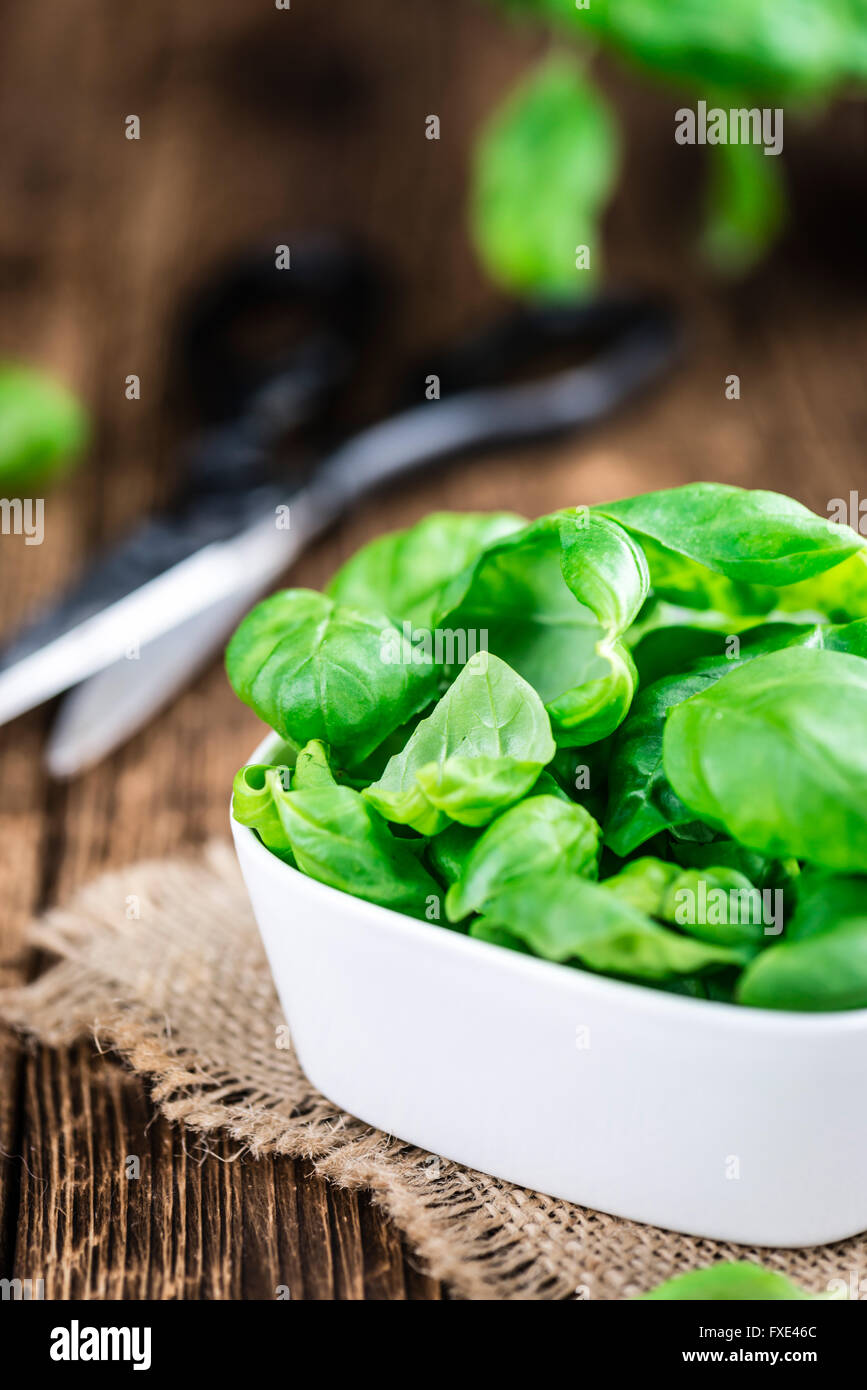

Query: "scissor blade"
(46, 584), (265, 777)
(0, 482), (275, 675)
(0, 502), (313, 729)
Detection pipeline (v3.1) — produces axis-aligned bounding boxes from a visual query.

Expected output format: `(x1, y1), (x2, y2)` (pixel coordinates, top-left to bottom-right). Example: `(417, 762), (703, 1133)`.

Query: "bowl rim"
(233, 730), (867, 1035)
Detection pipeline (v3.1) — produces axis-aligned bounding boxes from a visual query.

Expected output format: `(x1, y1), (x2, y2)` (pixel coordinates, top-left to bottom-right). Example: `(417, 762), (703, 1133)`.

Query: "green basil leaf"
(599, 856), (681, 916)
(225, 589), (439, 768)
(292, 739), (337, 790)
(630, 622), (730, 687)
(737, 917), (867, 1012)
(625, 541), (780, 617)
(596, 483), (864, 588)
(446, 794), (600, 922)
(601, 858), (765, 954)
(786, 868), (867, 943)
(336, 714), (433, 788)
(736, 870), (867, 1011)
(664, 647), (867, 871)
(231, 764), (294, 861)
(670, 838), (800, 894)
(773, 550), (867, 621)
(415, 754), (551, 826)
(604, 666), (733, 856)
(545, 639), (638, 747)
(479, 870), (742, 978)
(605, 620), (863, 856)
(426, 823), (481, 887)
(660, 867), (769, 953)
(435, 509), (648, 744)
(272, 781), (441, 920)
(530, 767), (576, 804)
(326, 511), (525, 627)
(364, 652), (556, 834)
(471, 56), (618, 298)
(822, 616), (867, 656)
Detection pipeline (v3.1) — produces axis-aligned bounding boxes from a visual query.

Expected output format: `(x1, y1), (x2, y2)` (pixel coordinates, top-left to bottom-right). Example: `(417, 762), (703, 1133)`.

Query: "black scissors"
(0, 237), (679, 774)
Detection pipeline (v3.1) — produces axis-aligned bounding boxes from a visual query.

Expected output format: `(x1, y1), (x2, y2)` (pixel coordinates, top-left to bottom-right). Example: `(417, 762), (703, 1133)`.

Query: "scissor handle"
(311, 293), (680, 511)
(404, 294), (678, 405)
(179, 237), (381, 427)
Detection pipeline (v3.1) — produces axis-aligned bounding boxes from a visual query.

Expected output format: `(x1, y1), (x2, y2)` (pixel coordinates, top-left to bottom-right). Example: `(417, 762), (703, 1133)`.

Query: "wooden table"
(0, 0), (864, 1299)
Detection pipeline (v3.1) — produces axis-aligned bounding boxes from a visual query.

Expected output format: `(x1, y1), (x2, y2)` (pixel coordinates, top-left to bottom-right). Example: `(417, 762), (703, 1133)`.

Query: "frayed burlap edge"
(1, 840), (863, 1300)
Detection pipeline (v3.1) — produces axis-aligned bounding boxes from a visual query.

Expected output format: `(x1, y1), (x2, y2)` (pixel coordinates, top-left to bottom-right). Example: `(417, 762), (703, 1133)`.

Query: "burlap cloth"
(1, 840), (862, 1300)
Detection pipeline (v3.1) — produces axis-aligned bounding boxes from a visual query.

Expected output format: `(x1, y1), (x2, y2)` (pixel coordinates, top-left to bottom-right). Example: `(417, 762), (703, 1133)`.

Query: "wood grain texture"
(0, 0), (864, 1299)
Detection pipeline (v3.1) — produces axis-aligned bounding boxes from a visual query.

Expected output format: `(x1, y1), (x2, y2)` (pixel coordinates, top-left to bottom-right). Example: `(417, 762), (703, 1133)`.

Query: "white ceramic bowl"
(232, 733), (867, 1248)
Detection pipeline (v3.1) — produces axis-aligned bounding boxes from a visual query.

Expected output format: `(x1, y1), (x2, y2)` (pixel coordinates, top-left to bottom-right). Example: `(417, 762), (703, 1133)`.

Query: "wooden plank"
(12, 1040), (445, 1300)
(360, 1198), (408, 1302)
(327, 1185), (367, 1301)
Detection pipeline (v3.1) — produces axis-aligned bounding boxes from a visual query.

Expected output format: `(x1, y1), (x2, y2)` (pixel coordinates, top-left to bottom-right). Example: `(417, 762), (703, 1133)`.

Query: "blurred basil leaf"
(509, 0), (867, 100)
(701, 135), (787, 273)
(638, 1260), (839, 1301)
(0, 363), (89, 491)
(471, 56), (619, 298)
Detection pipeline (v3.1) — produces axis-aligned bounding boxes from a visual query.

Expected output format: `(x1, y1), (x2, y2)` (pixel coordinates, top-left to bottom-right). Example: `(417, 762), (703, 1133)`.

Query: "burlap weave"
(1, 840), (862, 1300)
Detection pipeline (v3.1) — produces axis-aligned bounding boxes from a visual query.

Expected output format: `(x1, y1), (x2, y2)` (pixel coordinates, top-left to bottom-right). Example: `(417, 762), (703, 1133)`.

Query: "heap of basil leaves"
(228, 483), (867, 1012)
